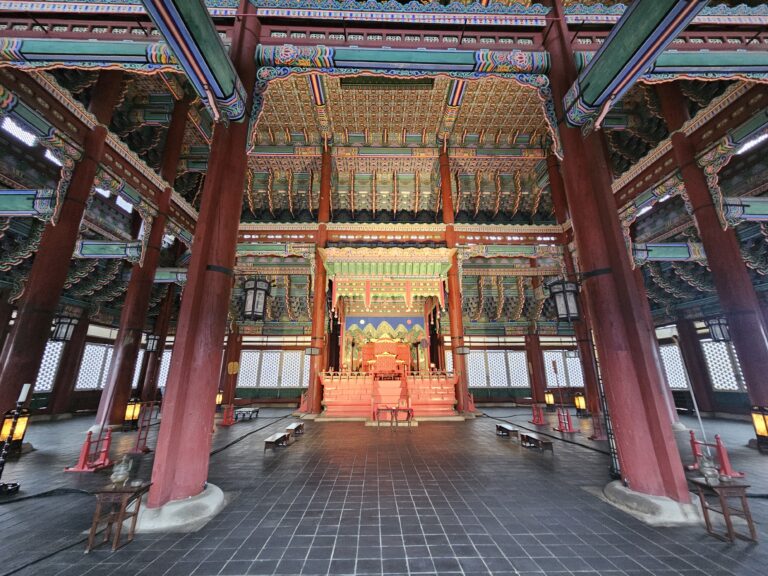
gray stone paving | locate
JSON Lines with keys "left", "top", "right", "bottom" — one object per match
{"left": 0, "top": 409, "right": 766, "bottom": 576}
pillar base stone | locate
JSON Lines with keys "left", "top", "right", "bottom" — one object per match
{"left": 671, "top": 421, "right": 688, "bottom": 432}
{"left": 603, "top": 481, "right": 701, "bottom": 527}
{"left": 135, "top": 483, "right": 225, "bottom": 533}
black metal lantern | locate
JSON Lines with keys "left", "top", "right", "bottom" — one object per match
{"left": 51, "top": 316, "right": 78, "bottom": 342}
{"left": 243, "top": 278, "right": 271, "bottom": 320}
{"left": 706, "top": 317, "right": 730, "bottom": 342}
{"left": 546, "top": 279, "right": 581, "bottom": 322}
{"left": 145, "top": 333, "right": 160, "bottom": 353}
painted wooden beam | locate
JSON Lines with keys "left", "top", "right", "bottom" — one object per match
{"left": 140, "top": 0, "right": 246, "bottom": 122}
{"left": 0, "top": 189, "right": 56, "bottom": 220}
{"left": 632, "top": 242, "right": 706, "bottom": 266}
{"left": 564, "top": 0, "right": 708, "bottom": 131}
{"left": 73, "top": 240, "right": 142, "bottom": 262}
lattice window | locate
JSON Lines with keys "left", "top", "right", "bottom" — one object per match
{"left": 660, "top": 344, "right": 688, "bottom": 389}
{"left": 543, "top": 350, "right": 567, "bottom": 387}
{"left": 238, "top": 350, "right": 261, "bottom": 388}
{"left": 467, "top": 350, "right": 487, "bottom": 387}
{"left": 281, "top": 351, "right": 302, "bottom": 387}
{"left": 565, "top": 356, "right": 584, "bottom": 388}
{"left": 260, "top": 351, "right": 281, "bottom": 387}
{"left": 506, "top": 351, "right": 529, "bottom": 388}
{"left": 702, "top": 341, "right": 744, "bottom": 391}
{"left": 302, "top": 354, "right": 310, "bottom": 387}
{"left": 487, "top": 351, "right": 508, "bottom": 387}
{"left": 101, "top": 347, "right": 113, "bottom": 389}
{"left": 34, "top": 341, "right": 64, "bottom": 392}
{"left": 75, "top": 344, "right": 111, "bottom": 390}
{"left": 445, "top": 350, "right": 454, "bottom": 372}
{"left": 131, "top": 349, "right": 145, "bottom": 390}
{"left": 157, "top": 351, "right": 171, "bottom": 389}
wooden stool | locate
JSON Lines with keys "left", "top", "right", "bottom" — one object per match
{"left": 87, "top": 482, "right": 151, "bottom": 552}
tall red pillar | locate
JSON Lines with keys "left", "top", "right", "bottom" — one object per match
{"left": 544, "top": 1, "right": 689, "bottom": 501}
{"left": 94, "top": 96, "right": 190, "bottom": 428}
{"left": 675, "top": 318, "right": 715, "bottom": 413}
{"left": 306, "top": 145, "right": 331, "bottom": 413}
{"left": 48, "top": 315, "right": 90, "bottom": 415}
{"left": 220, "top": 326, "right": 242, "bottom": 406}
{"left": 657, "top": 82, "right": 768, "bottom": 408}
{"left": 547, "top": 155, "right": 601, "bottom": 414}
{"left": 0, "top": 71, "right": 124, "bottom": 414}
{"left": 439, "top": 149, "right": 469, "bottom": 411}
{"left": 0, "top": 291, "right": 13, "bottom": 353}
{"left": 140, "top": 284, "right": 176, "bottom": 402}
{"left": 147, "top": 4, "right": 260, "bottom": 508}
{"left": 525, "top": 334, "right": 547, "bottom": 403}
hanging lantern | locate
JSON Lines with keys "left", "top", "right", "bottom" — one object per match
{"left": 546, "top": 279, "right": 580, "bottom": 322}
{"left": 574, "top": 394, "right": 587, "bottom": 416}
{"left": 216, "top": 390, "right": 223, "bottom": 406}
{"left": 544, "top": 392, "right": 555, "bottom": 406}
{"left": 705, "top": 317, "right": 730, "bottom": 342}
{"left": 145, "top": 334, "right": 160, "bottom": 353}
{"left": 752, "top": 406, "right": 768, "bottom": 453}
{"left": 124, "top": 399, "right": 141, "bottom": 425}
{"left": 51, "top": 316, "right": 78, "bottom": 342}
{"left": 243, "top": 278, "right": 271, "bottom": 320}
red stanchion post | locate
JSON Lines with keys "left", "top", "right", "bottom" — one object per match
{"left": 220, "top": 404, "right": 235, "bottom": 427}
{"left": 686, "top": 430, "right": 702, "bottom": 471}
{"left": 529, "top": 404, "right": 545, "bottom": 425}
{"left": 714, "top": 434, "right": 745, "bottom": 478}
{"left": 65, "top": 431, "right": 94, "bottom": 472}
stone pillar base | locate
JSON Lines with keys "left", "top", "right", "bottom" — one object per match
{"left": 603, "top": 481, "right": 701, "bottom": 526}
{"left": 135, "top": 483, "right": 225, "bottom": 533}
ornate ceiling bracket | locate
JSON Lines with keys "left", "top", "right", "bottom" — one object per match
{"left": 437, "top": 79, "right": 466, "bottom": 144}
{"left": 564, "top": 0, "right": 707, "bottom": 133}
{"left": 0, "top": 80, "right": 82, "bottom": 224}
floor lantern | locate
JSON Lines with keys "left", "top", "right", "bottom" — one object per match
{"left": 574, "top": 394, "right": 588, "bottom": 417}
{"left": 0, "top": 383, "right": 32, "bottom": 494}
{"left": 123, "top": 398, "right": 141, "bottom": 430}
{"left": 752, "top": 406, "right": 768, "bottom": 454}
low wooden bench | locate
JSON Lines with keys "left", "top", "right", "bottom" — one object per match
{"left": 286, "top": 422, "right": 304, "bottom": 437}
{"left": 234, "top": 407, "right": 259, "bottom": 422}
{"left": 520, "top": 432, "right": 554, "bottom": 453}
{"left": 264, "top": 432, "right": 289, "bottom": 452}
{"left": 496, "top": 423, "right": 519, "bottom": 439}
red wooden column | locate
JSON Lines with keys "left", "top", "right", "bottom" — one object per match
{"left": 48, "top": 315, "right": 90, "bottom": 415}
{"left": 147, "top": 4, "right": 260, "bottom": 509}
{"left": 306, "top": 144, "right": 331, "bottom": 413}
{"left": 675, "top": 318, "right": 716, "bottom": 413}
{"left": 547, "top": 155, "right": 601, "bottom": 414}
{"left": 439, "top": 148, "right": 469, "bottom": 412}
{"left": 525, "top": 334, "right": 547, "bottom": 403}
{"left": 140, "top": 284, "right": 176, "bottom": 402}
{"left": 657, "top": 82, "right": 768, "bottom": 408}
{"left": 544, "top": 0, "right": 689, "bottom": 501}
{"left": 220, "top": 326, "right": 243, "bottom": 407}
{"left": 94, "top": 96, "right": 190, "bottom": 428}
{"left": 0, "top": 71, "right": 124, "bottom": 414}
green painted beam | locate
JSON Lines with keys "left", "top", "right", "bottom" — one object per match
{"left": 0, "top": 189, "right": 55, "bottom": 219}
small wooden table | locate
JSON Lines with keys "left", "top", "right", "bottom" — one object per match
{"left": 520, "top": 432, "right": 554, "bottom": 453}
{"left": 376, "top": 406, "right": 396, "bottom": 427}
{"left": 87, "top": 482, "right": 151, "bottom": 553}
{"left": 690, "top": 477, "right": 757, "bottom": 542}
{"left": 264, "top": 432, "right": 289, "bottom": 452}
{"left": 234, "top": 407, "right": 259, "bottom": 421}
{"left": 496, "top": 423, "right": 519, "bottom": 438}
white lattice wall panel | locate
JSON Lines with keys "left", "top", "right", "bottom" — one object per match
{"left": 565, "top": 356, "right": 584, "bottom": 388}
{"left": 660, "top": 345, "right": 688, "bottom": 389}
{"left": 467, "top": 350, "right": 487, "bottom": 387}
{"left": 260, "top": 351, "right": 281, "bottom": 387}
{"left": 486, "top": 351, "right": 508, "bottom": 387}
{"left": 303, "top": 356, "right": 310, "bottom": 387}
{"left": 543, "top": 351, "right": 566, "bottom": 387}
{"left": 507, "top": 351, "right": 529, "bottom": 388}
{"left": 157, "top": 351, "right": 171, "bottom": 389}
{"left": 282, "top": 351, "right": 302, "bottom": 387}
{"left": 131, "top": 349, "right": 145, "bottom": 390}
{"left": 238, "top": 350, "right": 261, "bottom": 388}
{"left": 702, "top": 341, "right": 743, "bottom": 391}
{"left": 75, "top": 344, "right": 110, "bottom": 390}
{"left": 445, "top": 350, "right": 454, "bottom": 372}
{"left": 34, "top": 341, "right": 64, "bottom": 392}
